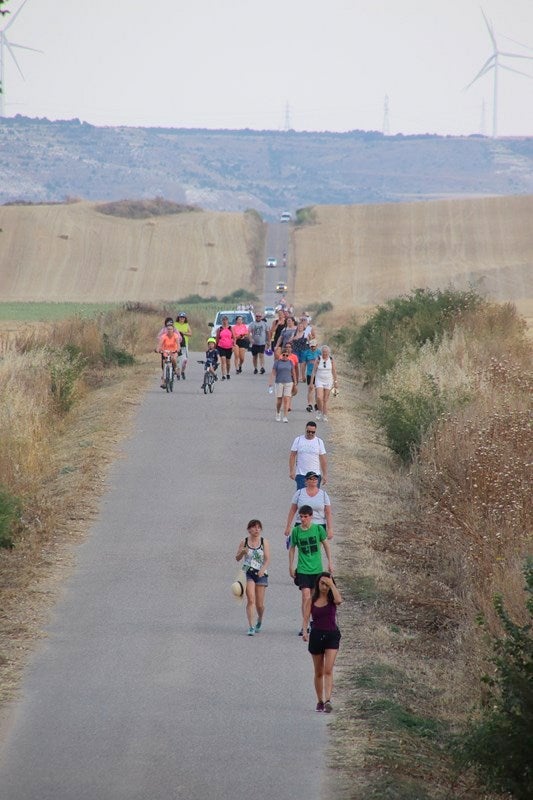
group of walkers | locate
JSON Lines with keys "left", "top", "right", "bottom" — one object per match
{"left": 235, "top": 420, "right": 342, "bottom": 715}
{"left": 156, "top": 307, "right": 343, "bottom": 712}
{"left": 157, "top": 308, "right": 339, "bottom": 425}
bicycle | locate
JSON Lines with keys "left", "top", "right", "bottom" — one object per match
{"left": 198, "top": 360, "right": 218, "bottom": 394}
{"left": 162, "top": 350, "right": 176, "bottom": 392}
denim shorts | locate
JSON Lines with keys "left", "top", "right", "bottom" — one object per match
{"left": 245, "top": 568, "right": 268, "bottom": 586}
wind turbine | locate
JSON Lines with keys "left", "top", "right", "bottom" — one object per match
{"left": 465, "top": 7, "right": 533, "bottom": 138}
{"left": 0, "top": 0, "right": 41, "bottom": 117}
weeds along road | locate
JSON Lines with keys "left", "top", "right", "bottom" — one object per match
{"left": 0, "top": 357, "right": 338, "bottom": 800}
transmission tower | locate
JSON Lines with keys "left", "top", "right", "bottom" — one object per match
{"left": 283, "top": 101, "right": 292, "bottom": 131}
{"left": 382, "top": 94, "right": 390, "bottom": 136}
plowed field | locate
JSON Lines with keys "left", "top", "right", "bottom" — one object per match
{"left": 0, "top": 202, "right": 262, "bottom": 302}
{"left": 292, "top": 196, "right": 533, "bottom": 323}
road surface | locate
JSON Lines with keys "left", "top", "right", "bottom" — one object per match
{"left": 0, "top": 354, "right": 338, "bottom": 799}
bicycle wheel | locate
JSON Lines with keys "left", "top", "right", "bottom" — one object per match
{"left": 208, "top": 375, "right": 214, "bottom": 393}
{"left": 203, "top": 378, "right": 208, "bottom": 394}
{"left": 166, "top": 364, "right": 173, "bottom": 392}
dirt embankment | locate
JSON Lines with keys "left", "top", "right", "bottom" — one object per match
{"left": 0, "top": 202, "right": 263, "bottom": 302}
{"left": 292, "top": 196, "right": 533, "bottom": 325}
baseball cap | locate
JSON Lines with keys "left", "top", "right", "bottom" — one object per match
{"left": 309, "top": 339, "right": 317, "bottom": 346}
{"left": 305, "top": 471, "right": 319, "bottom": 479}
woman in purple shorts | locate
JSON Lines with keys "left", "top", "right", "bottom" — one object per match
{"left": 302, "top": 572, "right": 342, "bottom": 713}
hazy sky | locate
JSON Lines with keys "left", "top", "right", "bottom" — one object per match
{"left": 2, "top": 0, "right": 533, "bottom": 136}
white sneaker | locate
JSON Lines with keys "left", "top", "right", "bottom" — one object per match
{"left": 316, "top": 411, "right": 322, "bottom": 420}
{"left": 282, "top": 416, "right": 289, "bottom": 423}
{"left": 322, "top": 415, "right": 328, "bottom": 421}
{"left": 276, "top": 412, "right": 281, "bottom": 422}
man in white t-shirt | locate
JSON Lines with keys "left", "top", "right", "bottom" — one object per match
{"left": 289, "top": 421, "right": 327, "bottom": 488}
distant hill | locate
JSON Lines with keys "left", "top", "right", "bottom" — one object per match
{"left": 2, "top": 117, "right": 533, "bottom": 217}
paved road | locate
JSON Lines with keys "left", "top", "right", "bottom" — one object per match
{"left": 0, "top": 356, "right": 336, "bottom": 799}
{"left": 264, "top": 222, "right": 291, "bottom": 308}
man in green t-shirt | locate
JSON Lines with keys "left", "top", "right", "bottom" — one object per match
{"left": 289, "top": 504, "right": 333, "bottom": 636}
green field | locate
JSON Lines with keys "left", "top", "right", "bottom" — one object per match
{"left": 0, "top": 302, "right": 122, "bottom": 322}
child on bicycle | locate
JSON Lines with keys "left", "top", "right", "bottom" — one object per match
{"left": 202, "top": 337, "right": 219, "bottom": 385}
{"left": 157, "top": 321, "right": 182, "bottom": 388}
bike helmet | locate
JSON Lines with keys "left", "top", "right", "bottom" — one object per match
{"left": 176, "top": 311, "right": 187, "bottom": 318}
{"left": 207, "top": 337, "right": 217, "bottom": 344}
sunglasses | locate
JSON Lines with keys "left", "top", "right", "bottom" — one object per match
{"left": 305, "top": 430, "right": 316, "bottom": 435}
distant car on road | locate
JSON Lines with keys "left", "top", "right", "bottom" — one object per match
{"left": 264, "top": 305, "right": 276, "bottom": 318}
{"left": 266, "top": 257, "right": 277, "bottom": 268}
{"left": 280, "top": 211, "right": 292, "bottom": 222}
{"left": 275, "top": 282, "right": 287, "bottom": 293}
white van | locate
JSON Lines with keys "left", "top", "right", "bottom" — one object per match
{"left": 208, "top": 309, "right": 255, "bottom": 337}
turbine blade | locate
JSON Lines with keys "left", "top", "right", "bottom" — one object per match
{"left": 4, "top": 0, "right": 30, "bottom": 32}
{"left": 499, "top": 63, "right": 533, "bottom": 79}
{"left": 5, "top": 40, "right": 25, "bottom": 79}
{"left": 464, "top": 55, "right": 496, "bottom": 90}
{"left": 480, "top": 7, "right": 497, "bottom": 50}
{"left": 501, "top": 35, "right": 533, "bottom": 53}
{"left": 499, "top": 51, "right": 533, "bottom": 62}
{"left": 8, "top": 41, "right": 43, "bottom": 54}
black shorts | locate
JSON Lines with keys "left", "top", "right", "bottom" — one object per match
{"left": 236, "top": 337, "right": 250, "bottom": 349}
{"left": 217, "top": 347, "right": 233, "bottom": 359}
{"left": 294, "top": 571, "right": 323, "bottom": 590}
{"left": 308, "top": 628, "right": 341, "bottom": 655}
{"left": 251, "top": 344, "right": 265, "bottom": 355}
{"left": 306, "top": 374, "right": 315, "bottom": 386}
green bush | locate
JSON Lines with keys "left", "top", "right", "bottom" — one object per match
{"left": 220, "top": 289, "right": 258, "bottom": 304}
{"left": 376, "top": 377, "right": 444, "bottom": 462}
{"left": 102, "top": 334, "right": 135, "bottom": 366}
{"left": 294, "top": 206, "right": 317, "bottom": 226}
{"left": 50, "top": 347, "right": 86, "bottom": 414}
{"left": 306, "top": 301, "right": 333, "bottom": 318}
{"left": 457, "top": 560, "right": 533, "bottom": 799}
{"left": 346, "top": 288, "right": 483, "bottom": 383}
{"left": 0, "top": 486, "right": 21, "bottom": 549}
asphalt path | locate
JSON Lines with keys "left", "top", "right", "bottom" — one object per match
{"left": 0, "top": 355, "right": 337, "bottom": 799}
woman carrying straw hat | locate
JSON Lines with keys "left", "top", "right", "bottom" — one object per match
{"left": 235, "top": 520, "right": 270, "bottom": 636}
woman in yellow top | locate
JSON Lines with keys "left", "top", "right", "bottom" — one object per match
{"left": 174, "top": 311, "right": 192, "bottom": 380}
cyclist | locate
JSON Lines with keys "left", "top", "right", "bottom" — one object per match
{"left": 174, "top": 311, "right": 192, "bottom": 380}
{"left": 202, "top": 337, "right": 219, "bottom": 387}
{"left": 157, "top": 321, "right": 181, "bottom": 388}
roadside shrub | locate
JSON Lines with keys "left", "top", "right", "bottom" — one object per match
{"left": 102, "top": 333, "right": 135, "bottom": 366}
{"left": 457, "top": 560, "right": 533, "bottom": 799}
{"left": 220, "top": 289, "right": 258, "bottom": 304}
{"left": 49, "top": 347, "right": 86, "bottom": 414}
{"left": 306, "top": 301, "right": 333, "bottom": 318}
{"left": 294, "top": 206, "right": 317, "bottom": 226}
{"left": 376, "top": 377, "right": 445, "bottom": 462}
{"left": 0, "top": 486, "right": 20, "bottom": 549}
{"left": 95, "top": 198, "right": 199, "bottom": 219}
{"left": 346, "top": 287, "right": 483, "bottom": 382}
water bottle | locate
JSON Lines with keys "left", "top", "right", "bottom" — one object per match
{"left": 268, "top": 386, "right": 273, "bottom": 394}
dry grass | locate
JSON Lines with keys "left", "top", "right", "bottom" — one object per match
{"left": 325, "top": 301, "right": 531, "bottom": 799}
{"left": 0, "top": 351, "right": 155, "bottom": 705}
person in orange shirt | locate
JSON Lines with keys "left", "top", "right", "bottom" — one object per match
{"left": 157, "top": 321, "right": 182, "bottom": 388}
